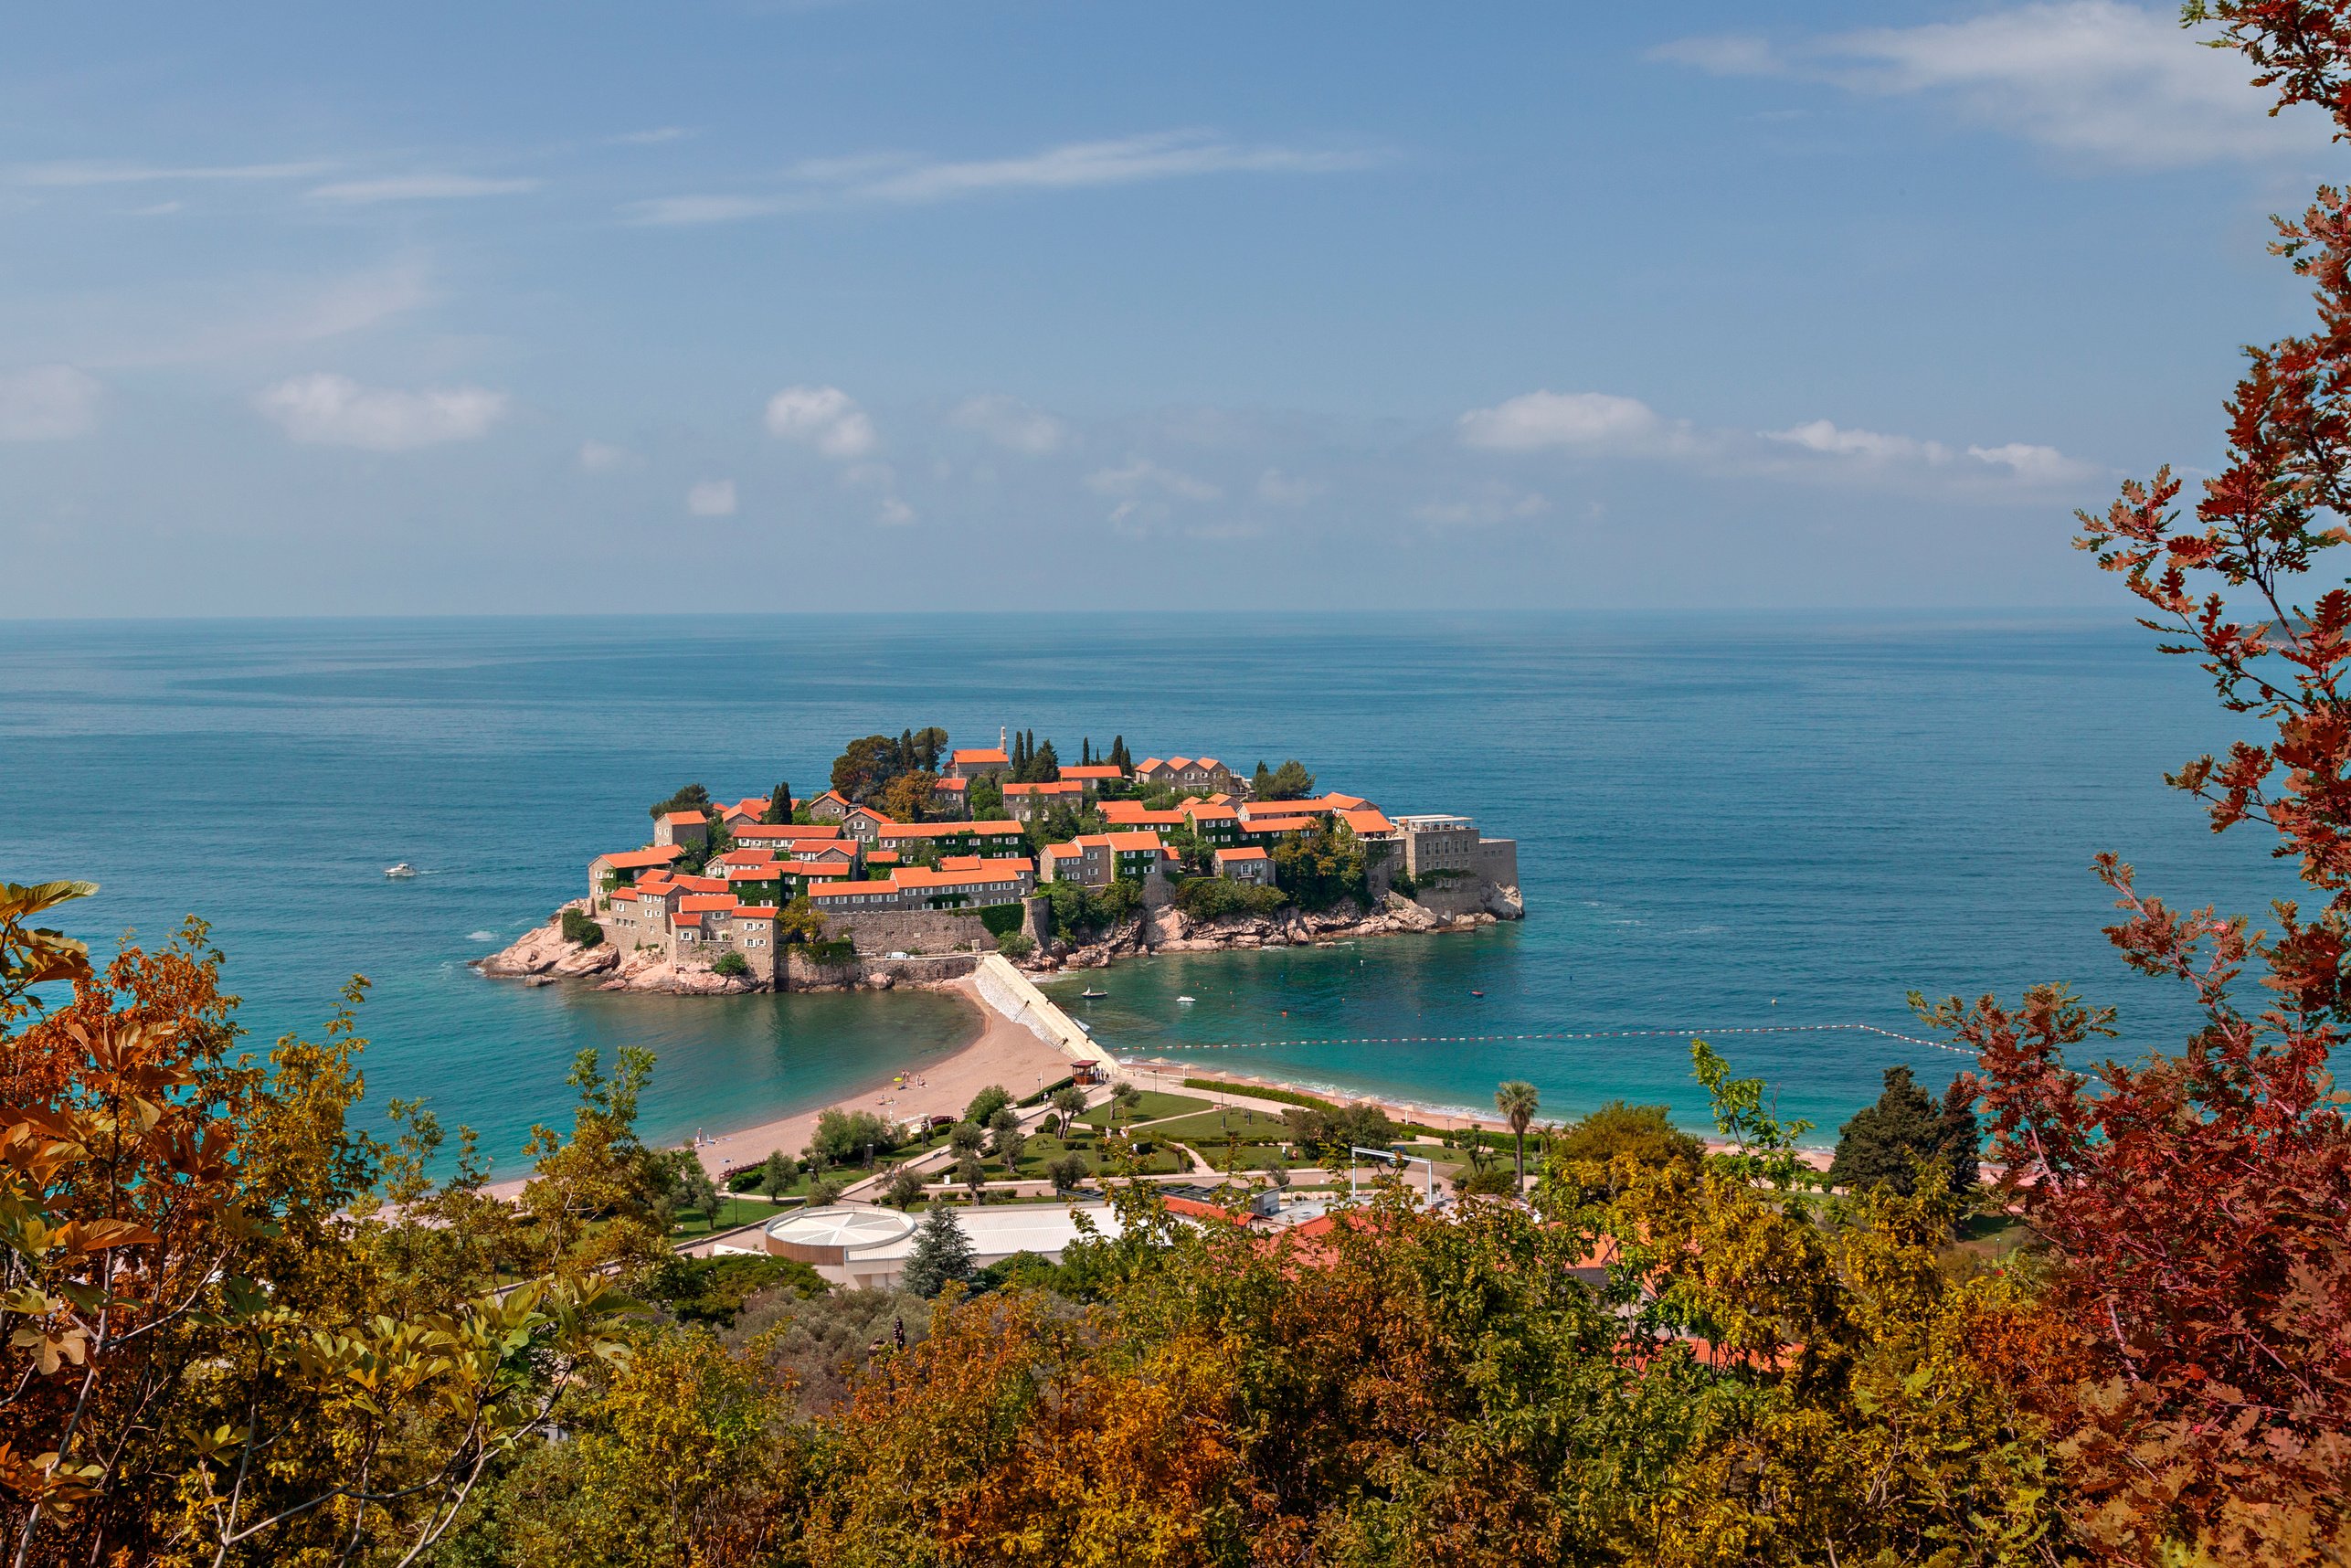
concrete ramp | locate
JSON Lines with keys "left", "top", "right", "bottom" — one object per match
{"left": 974, "top": 954, "right": 1117, "bottom": 1075}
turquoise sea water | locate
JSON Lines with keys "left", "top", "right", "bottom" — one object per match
{"left": 0, "top": 612, "right": 2293, "bottom": 1160}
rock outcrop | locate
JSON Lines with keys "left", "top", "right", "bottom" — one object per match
{"left": 475, "top": 900, "right": 757, "bottom": 994}
{"left": 1036, "top": 892, "right": 1507, "bottom": 971}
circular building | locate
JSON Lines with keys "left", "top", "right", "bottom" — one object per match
{"left": 762, "top": 1205, "right": 916, "bottom": 1287}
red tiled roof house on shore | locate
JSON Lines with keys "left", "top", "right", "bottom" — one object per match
{"left": 653, "top": 810, "right": 709, "bottom": 851}
{"left": 588, "top": 844, "right": 683, "bottom": 906}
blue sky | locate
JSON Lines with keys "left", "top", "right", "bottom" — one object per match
{"left": 1, "top": 1, "right": 2336, "bottom": 614}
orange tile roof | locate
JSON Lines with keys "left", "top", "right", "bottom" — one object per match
{"left": 938, "top": 854, "right": 983, "bottom": 870}
{"left": 674, "top": 911, "right": 704, "bottom": 928}
{"left": 894, "top": 862, "right": 1034, "bottom": 889}
{"left": 933, "top": 775, "right": 969, "bottom": 790}
{"left": 1135, "top": 757, "right": 1167, "bottom": 773}
{"left": 864, "top": 849, "right": 902, "bottom": 864}
{"left": 1244, "top": 817, "right": 1318, "bottom": 836}
{"left": 1215, "top": 846, "right": 1270, "bottom": 862}
{"left": 736, "top": 906, "right": 780, "bottom": 919}
{"left": 662, "top": 810, "right": 707, "bottom": 826}
{"left": 672, "top": 874, "right": 729, "bottom": 895}
{"left": 733, "top": 823, "right": 843, "bottom": 842}
{"left": 951, "top": 747, "right": 1010, "bottom": 764}
{"left": 809, "top": 879, "right": 899, "bottom": 899}
{"left": 1101, "top": 807, "right": 1186, "bottom": 829}
{"left": 876, "top": 819, "right": 1027, "bottom": 840}
{"left": 1183, "top": 803, "right": 1240, "bottom": 823}
{"left": 1340, "top": 808, "right": 1396, "bottom": 836}
{"left": 598, "top": 845, "right": 684, "bottom": 870}
{"left": 1058, "top": 765, "right": 1123, "bottom": 781}
{"left": 1003, "top": 780, "right": 1083, "bottom": 797}
{"left": 635, "top": 872, "right": 678, "bottom": 894}
{"left": 1042, "top": 842, "right": 1083, "bottom": 859}
{"left": 1105, "top": 832, "right": 1165, "bottom": 853}
{"left": 714, "top": 847, "right": 778, "bottom": 867}
{"left": 678, "top": 894, "right": 739, "bottom": 914}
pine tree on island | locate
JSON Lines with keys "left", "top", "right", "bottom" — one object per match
{"left": 901, "top": 1204, "right": 975, "bottom": 1298}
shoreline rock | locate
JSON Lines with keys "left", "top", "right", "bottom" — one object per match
{"left": 1032, "top": 887, "right": 1523, "bottom": 973}
{"left": 479, "top": 886, "right": 1526, "bottom": 993}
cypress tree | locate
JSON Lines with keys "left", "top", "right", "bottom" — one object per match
{"left": 1082, "top": 737, "right": 1093, "bottom": 767}
{"left": 762, "top": 781, "right": 792, "bottom": 824}
{"left": 1829, "top": 1065, "right": 1943, "bottom": 1195}
{"left": 1936, "top": 1079, "right": 1982, "bottom": 1203}
{"left": 900, "top": 1204, "right": 976, "bottom": 1298}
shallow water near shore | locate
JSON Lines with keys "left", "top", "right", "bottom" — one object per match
{"left": 0, "top": 610, "right": 2296, "bottom": 1156}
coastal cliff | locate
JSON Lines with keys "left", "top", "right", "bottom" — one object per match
{"left": 481, "top": 885, "right": 1523, "bottom": 992}
{"left": 476, "top": 901, "right": 762, "bottom": 994}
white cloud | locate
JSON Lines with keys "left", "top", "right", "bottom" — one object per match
{"left": 1766, "top": 419, "right": 2099, "bottom": 485}
{"left": 254, "top": 373, "right": 508, "bottom": 450}
{"left": 578, "top": 440, "right": 640, "bottom": 472}
{"left": 609, "top": 126, "right": 694, "bottom": 145}
{"left": 765, "top": 385, "right": 876, "bottom": 458}
{"left": 1654, "top": 3, "right": 2326, "bottom": 167}
{"left": 625, "top": 129, "right": 1373, "bottom": 224}
{"left": 1458, "top": 390, "right": 1671, "bottom": 453}
{"left": 876, "top": 495, "right": 916, "bottom": 526}
{"left": 8, "top": 159, "right": 332, "bottom": 187}
{"left": 1766, "top": 418, "right": 1953, "bottom": 464}
{"left": 687, "top": 479, "right": 737, "bottom": 516}
{"left": 1966, "top": 441, "right": 2102, "bottom": 483}
{"left": 1414, "top": 482, "right": 1549, "bottom": 527}
{"left": 308, "top": 175, "right": 541, "bottom": 204}
{"left": 624, "top": 194, "right": 789, "bottom": 226}
{"left": 1085, "top": 458, "right": 1223, "bottom": 502}
{"left": 950, "top": 394, "right": 1067, "bottom": 454}
{"left": 0, "top": 365, "right": 101, "bottom": 440}
{"left": 1255, "top": 468, "right": 1324, "bottom": 505}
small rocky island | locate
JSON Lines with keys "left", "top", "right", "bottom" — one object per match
{"left": 479, "top": 726, "right": 1522, "bottom": 994}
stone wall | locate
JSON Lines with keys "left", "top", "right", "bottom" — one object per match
{"left": 829, "top": 906, "right": 998, "bottom": 958}
{"left": 862, "top": 953, "right": 980, "bottom": 984}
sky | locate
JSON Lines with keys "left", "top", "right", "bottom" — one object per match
{"left": 1, "top": 1, "right": 2341, "bottom": 615}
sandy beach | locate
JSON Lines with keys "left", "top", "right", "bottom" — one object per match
{"left": 1126, "top": 1058, "right": 1837, "bottom": 1168}
{"left": 684, "top": 974, "right": 1073, "bottom": 1177}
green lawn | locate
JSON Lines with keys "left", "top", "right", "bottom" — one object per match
{"left": 1082, "top": 1091, "right": 1210, "bottom": 1129}
{"left": 669, "top": 1194, "right": 792, "bottom": 1240}
{"left": 1147, "top": 1107, "right": 1293, "bottom": 1143}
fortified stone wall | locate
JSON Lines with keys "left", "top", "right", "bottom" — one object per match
{"left": 830, "top": 907, "right": 997, "bottom": 957}
{"left": 861, "top": 953, "right": 980, "bottom": 984}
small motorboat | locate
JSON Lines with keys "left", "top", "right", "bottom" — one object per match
{"left": 1176, "top": 995, "right": 1195, "bottom": 1004}
{"left": 1469, "top": 990, "right": 1485, "bottom": 998}
{"left": 1080, "top": 988, "right": 1108, "bottom": 1000}
{"left": 385, "top": 863, "right": 418, "bottom": 879}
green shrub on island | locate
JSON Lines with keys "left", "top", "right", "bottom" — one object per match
{"left": 711, "top": 949, "right": 749, "bottom": 979}
{"left": 1270, "top": 821, "right": 1368, "bottom": 910}
{"left": 648, "top": 782, "right": 710, "bottom": 818}
{"left": 559, "top": 906, "right": 603, "bottom": 947}
{"left": 996, "top": 930, "right": 1036, "bottom": 960}
{"left": 1181, "top": 1077, "right": 1338, "bottom": 1112}
{"left": 1251, "top": 758, "right": 1317, "bottom": 800}
{"left": 1283, "top": 1098, "right": 1400, "bottom": 1159}
{"left": 979, "top": 903, "right": 1025, "bottom": 938}
{"left": 1172, "top": 876, "right": 1287, "bottom": 921}
{"left": 882, "top": 1166, "right": 926, "bottom": 1209}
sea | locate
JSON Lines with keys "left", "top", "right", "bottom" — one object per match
{"left": 0, "top": 612, "right": 2297, "bottom": 1166}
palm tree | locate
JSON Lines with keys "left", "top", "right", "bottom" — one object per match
{"left": 1494, "top": 1080, "right": 1541, "bottom": 1188}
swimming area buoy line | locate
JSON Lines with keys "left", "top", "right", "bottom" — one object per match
{"left": 1123, "top": 1022, "right": 1977, "bottom": 1058}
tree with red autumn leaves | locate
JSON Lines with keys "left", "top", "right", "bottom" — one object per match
{"left": 1916, "top": 5, "right": 2351, "bottom": 1561}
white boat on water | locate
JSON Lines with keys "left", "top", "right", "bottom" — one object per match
{"left": 385, "top": 863, "right": 418, "bottom": 879}
{"left": 1177, "top": 995, "right": 1196, "bottom": 1004}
